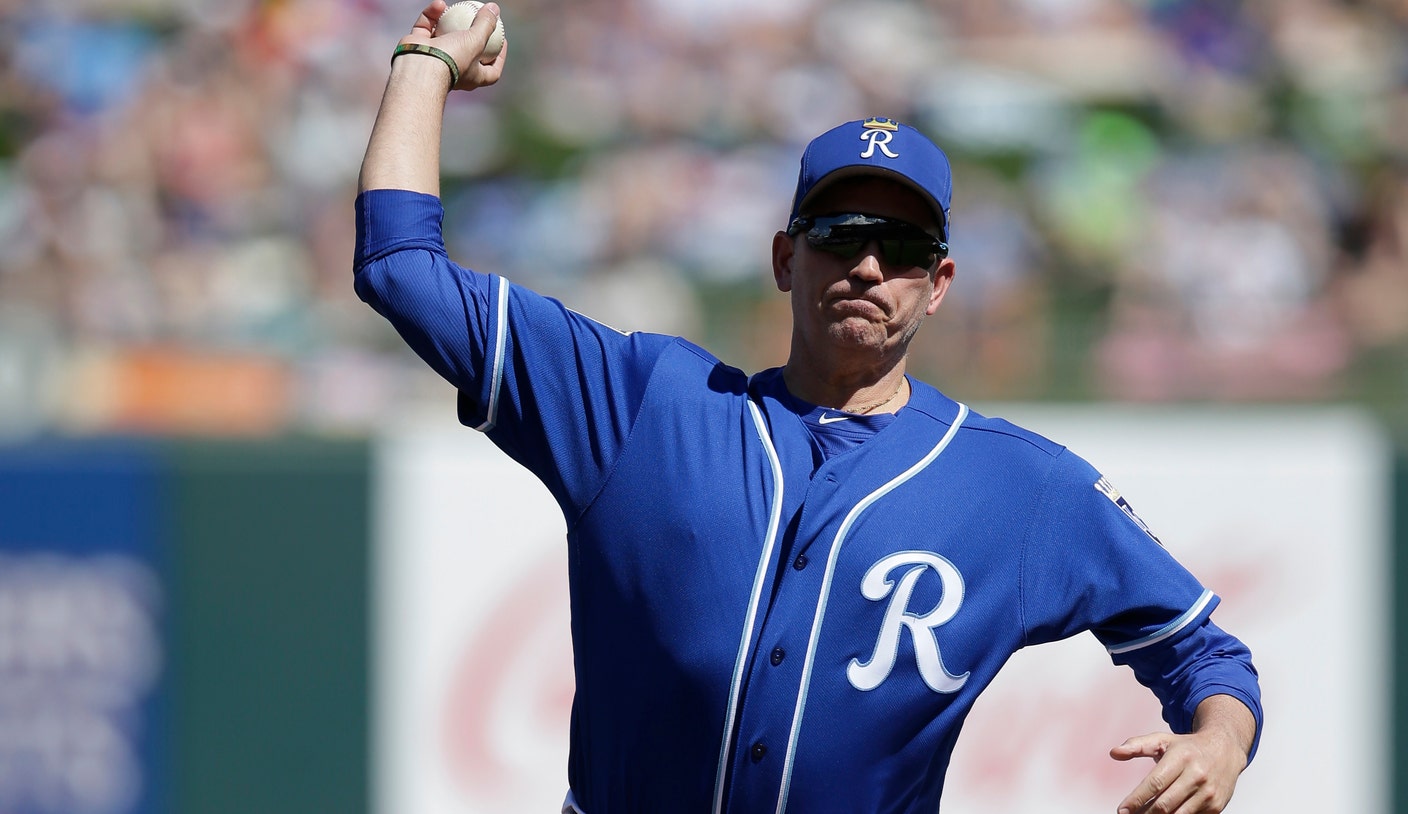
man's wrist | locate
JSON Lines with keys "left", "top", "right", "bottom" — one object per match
{"left": 389, "top": 42, "right": 458, "bottom": 92}
{"left": 1192, "top": 693, "right": 1258, "bottom": 763}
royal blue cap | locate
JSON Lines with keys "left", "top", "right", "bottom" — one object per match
{"left": 788, "top": 117, "right": 953, "bottom": 239}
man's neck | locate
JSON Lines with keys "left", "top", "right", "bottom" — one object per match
{"left": 781, "top": 360, "right": 910, "bottom": 415}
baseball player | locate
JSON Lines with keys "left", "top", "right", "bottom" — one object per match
{"left": 356, "top": 3, "right": 1263, "bottom": 812}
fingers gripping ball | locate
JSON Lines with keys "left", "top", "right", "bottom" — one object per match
{"left": 435, "top": 1, "right": 505, "bottom": 64}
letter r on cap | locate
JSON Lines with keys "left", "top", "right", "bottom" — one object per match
{"left": 860, "top": 129, "right": 899, "bottom": 159}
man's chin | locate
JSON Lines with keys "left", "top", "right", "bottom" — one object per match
{"left": 825, "top": 320, "right": 888, "bottom": 349}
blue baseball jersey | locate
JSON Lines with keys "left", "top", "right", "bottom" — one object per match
{"left": 355, "top": 189, "right": 1262, "bottom": 814}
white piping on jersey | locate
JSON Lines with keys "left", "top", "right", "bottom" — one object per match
{"left": 1105, "top": 588, "right": 1216, "bottom": 656}
{"left": 712, "top": 399, "right": 788, "bottom": 814}
{"left": 774, "top": 402, "right": 970, "bottom": 814}
{"left": 474, "top": 277, "right": 512, "bottom": 432}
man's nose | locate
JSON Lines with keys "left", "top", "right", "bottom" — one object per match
{"left": 849, "top": 241, "right": 886, "bottom": 281}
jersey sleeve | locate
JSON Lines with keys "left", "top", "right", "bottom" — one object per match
{"left": 1018, "top": 449, "right": 1213, "bottom": 648}
{"left": 1019, "top": 449, "right": 1263, "bottom": 756}
{"left": 353, "top": 189, "right": 675, "bottom": 516}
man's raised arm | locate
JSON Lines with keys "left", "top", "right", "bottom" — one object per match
{"left": 359, "top": 0, "right": 505, "bottom": 195}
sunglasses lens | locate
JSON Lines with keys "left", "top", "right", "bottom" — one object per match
{"left": 815, "top": 240, "right": 865, "bottom": 258}
{"left": 885, "top": 241, "right": 937, "bottom": 268}
{"left": 797, "top": 214, "right": 945, "bottom": 268}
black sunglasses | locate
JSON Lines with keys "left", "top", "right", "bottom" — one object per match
{"left": 787, "top": 213, "right": 949, "bottom": 269}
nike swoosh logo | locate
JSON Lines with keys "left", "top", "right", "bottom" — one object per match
{"left": 818, "top": 413, "right": 851, "bottom": 425}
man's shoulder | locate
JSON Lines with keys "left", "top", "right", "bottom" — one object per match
{"left": 624, "top": 333, "right": 750, "bottom": 399}
{"left": 906, "top": 382, "right": 1067, "bottom": 459}
{"left": 958, "top": 408, "right": 1066, "bottom": 457}
{"left": 949, "top": 405, "right": 1119, "bottom": 496}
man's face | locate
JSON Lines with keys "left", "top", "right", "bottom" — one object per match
{"left": 773, "top": 177, "right": 956, "bottom": 363}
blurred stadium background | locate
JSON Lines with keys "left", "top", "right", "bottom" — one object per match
{"left": 0, "top": 0, "right": 1405, "bottom": 811}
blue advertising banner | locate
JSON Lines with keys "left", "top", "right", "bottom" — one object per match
{"left": 0, "top": 439, "right": 166, "bottom": 814}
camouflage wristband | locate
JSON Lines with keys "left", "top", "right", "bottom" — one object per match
{"left": 391, "top": 43, "right": 459, "bottom": 91}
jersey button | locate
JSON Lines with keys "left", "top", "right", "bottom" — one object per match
{"left": 770, "top": 647, "right": 785, "bottom": 666}
{"left": 793, "top": 554, "right": 808, "bottom": 571}
{"left": 750, "top": 742, "right": 767, "bottom": 762}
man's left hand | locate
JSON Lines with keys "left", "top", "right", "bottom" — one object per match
{"left": 1110, "top": 694, "right": 1256, "bottom": 814}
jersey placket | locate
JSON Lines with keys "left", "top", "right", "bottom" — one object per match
{"left": 721, "top": 462, "right": 855, "bottom": 812}
{"left": 725, "top": 404, "right": 970, "bottom": 812}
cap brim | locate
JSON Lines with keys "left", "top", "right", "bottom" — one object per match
{"left": 795, "top": 166, "right": 948, "bottom": 239}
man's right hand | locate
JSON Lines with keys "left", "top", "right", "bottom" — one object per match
{"left": 401, "top": 0, "right": 507, "bottom": 92}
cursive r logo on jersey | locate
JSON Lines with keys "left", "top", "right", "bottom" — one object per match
{"left": 848, "top": 551, "right": 970, "bottom": 693}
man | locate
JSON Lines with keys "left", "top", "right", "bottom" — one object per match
{"left": 355, "top": 3, "right": 1263, "bottom": 812}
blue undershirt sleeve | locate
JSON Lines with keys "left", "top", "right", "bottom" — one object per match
{"left": 354, "top": 189, "right": 491, "bottom": 391}
{"left": 1113, "top": 618, "right": 1264, "bottom": 763}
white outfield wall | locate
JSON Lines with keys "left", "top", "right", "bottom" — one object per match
{"left": 373, "top": 405, "right": 1390, "bottom": 814}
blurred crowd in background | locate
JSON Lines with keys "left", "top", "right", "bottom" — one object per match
{"left": 0, "top": 0, "right": 1405, "bottom": 436}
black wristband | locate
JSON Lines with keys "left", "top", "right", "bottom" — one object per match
{"left": 391, "top": 43, "right": 460, "bottom": 91}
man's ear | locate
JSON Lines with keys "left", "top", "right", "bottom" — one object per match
{"left": 772, "top": 231, "right": 795, "bottom": 292}
{"left": 927, "top": 257, "right": 956, "bottom": 315}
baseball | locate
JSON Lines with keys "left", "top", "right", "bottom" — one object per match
{"left": 436, "top": 1, "right": 506, "bottom": 63}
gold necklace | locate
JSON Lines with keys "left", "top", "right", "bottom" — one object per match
{"left": 838, "top": 379, "right": 906, "bottom": 415}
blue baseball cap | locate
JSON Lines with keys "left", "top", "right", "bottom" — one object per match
{"left": 788, "top": 117, "right": 953, "bottom": 240}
